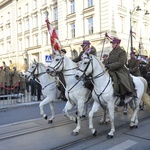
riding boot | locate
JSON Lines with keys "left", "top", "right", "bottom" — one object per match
{"left": 113, "top": 82, "right": 120, "bottom": 97}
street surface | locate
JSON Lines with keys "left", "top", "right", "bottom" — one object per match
{"left": 0, "top": 101, "right": 150, "bottom": 150}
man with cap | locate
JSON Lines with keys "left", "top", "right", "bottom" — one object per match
{"left": 127, "top": 52, "right": 141, "bottom": 76}
{"left": 73, "top": 40, "right": 97, "bottom": 62}
{"left": 105, "top": 37, "right": 135, "bottom": 106}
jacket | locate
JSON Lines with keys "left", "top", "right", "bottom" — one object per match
{"left": 107, "top": 46, "right": 134, "bottom": 95}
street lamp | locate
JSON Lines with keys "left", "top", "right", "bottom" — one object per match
{"left": 130, "top": 6, "right": 141, "bottom": 52}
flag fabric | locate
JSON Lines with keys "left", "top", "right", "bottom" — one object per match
{"left": 45, "top": 19, "right": 61, "bottom": 51}
{"left": 105, "top": 32, "right": 113, "bottom": 40}
{"left": 130, "top": 30, "right": 136, "bottom": 39}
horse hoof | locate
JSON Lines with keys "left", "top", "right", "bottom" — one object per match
{"left": 82, "top": 115, "right": 86, "bottom": 118}
{"left": 71, "top": 132, "right": 78, "bottom": 136}
{"left": 130, "top": 125, "right": 138, "bottom": 129}
{"left": 44, "top": 115, "right": 48, "bottom": 120}
{"left": 98, "top": 122, "right": 104, "bottom": 125}
{"left": 92, "top": 130, "right": 97, "bottom": 137}
{"left": 107, "top": 135, "right": 113, "bottom": 139}
{"left": 48, "top": 120, "right": 53, "bottom": 124}
{"left": 123, "top": 111, "right": 127, "bottom": 115}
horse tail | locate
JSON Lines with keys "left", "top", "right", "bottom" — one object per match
{"left": 139, "top": 76, "right": 150, "bottom": 109}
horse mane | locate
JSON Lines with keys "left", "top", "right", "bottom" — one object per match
{"left": 90, "top": 55, "right": 105, "bottom": 71}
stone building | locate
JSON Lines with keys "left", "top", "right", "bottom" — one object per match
{"left": 0, "top": 0, "right": 150, "bottom": 69}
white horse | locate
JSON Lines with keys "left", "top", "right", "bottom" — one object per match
{"left": 24, "top": 60, "right": 61, "bottom": 123}
{"left": 75, "top": 53, "right": 150, "bottom": 138}
{"left": 47, "top": 54, "right": 92, "bottom": 135}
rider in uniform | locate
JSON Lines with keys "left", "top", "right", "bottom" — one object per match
{"left": 73, "top": 40, "right": 97, "bottom": 62}
{"left": 105, "top": 37, "right": 134, "bottom": 106}
{"left": 127, "top": 52, "right": 141, "bottom": 76}
{"left": 73, "top": 40, "right": 97, "bottom": 91}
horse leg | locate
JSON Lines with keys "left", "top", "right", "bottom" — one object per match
{"left": 48, "top": 101, "right": 55, "bottom": 123}
{"left": 63, "top": 101, "right": 76, "bottom": 122}
{"left": 123, "top": 103, "right": 128, "bottom": 114}
{"left": 39, "top": 97, "right": 50, "bottom": 120}
{"left": 72, "top": 101, "right": 85, "bottom": 135}
{"left": 99, "top": 109, "right": 110, "bottom": 124}
{"left": 107, "top": 102, "right": 115, "bottom": 138}
{"left": 129, "top": 100, "right": 140, "bottom": 128}
{"left": 39, "top": 97, "right": 55, "bottom": 123}
{"left": 89, "top": 101, "right": 100, "bottom": 136}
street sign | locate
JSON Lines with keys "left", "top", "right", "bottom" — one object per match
{"left": 45, "top": 55, "right": 52, "bottom": 63}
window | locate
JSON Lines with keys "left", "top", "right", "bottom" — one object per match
{"left": 70, "top": 0, "right": 75, "bottom": 14}
{"left": 42, "top": 31, "right": 48, "bottom": 46}
{"left": 54, "top": 7, "right": 58, "bottom": 21}
{"left": 42, "top": 0, "right": 47, "bottom": 5}
{"left": 33, "top": 0, "right": 37, "bottom": 9}
{"left": 18, "top": 21, "right": 22, "bottom": 33}
{"left": 70, "top": 23, "right": 75, "bottom": 38}
{"left": 33, "top": 34, "right": 38, "bottom": 46}
{"left": 18, "top": 39, "right": 22, "bottom": 51}
{"left": 25, "top": 3, "right": 29, "bottom": 13}
{"left": 144, "top": 24, "right": 148, "bottom": 38}
{"left": 25, "top": 18, "right": 30, "bottom": 30}
{"left": 88, "top": 17, "right": 93, "bottom": 34}
{"left": 7, "top": 25, "right": 11, "bottom": 36}
{"left": 18, "top": 7, "right": 21, "bottom": 16}
{"left": 132, "top": 21, "right": 137, "bottom": 36}
{"left": 7, "top": 12, "right": 10, "bottom": 21}
{"left": 88, "top": 0, "right": 93, "bottom": 7}
{"left": 118, "top": 0, "right": 124, "bottom": 6}
{"left": 120, "top": 16, "right": 124, "bottom": 33}
{"left": 0, "top": 27, "right": 3, "bottom": 39}
{"left": 25, "top": 36, "right": 30, "bottom": 48}
{"left": 7, "top": 41, "right": 11, "bottom": 52}
{"left": 0, "top": 43, "right": 4, "bottom": 53}
{"left": 33, "top": 15, "right": 38, "bottom": 28}
{"left": 0, "top": 16, "right": 3, "bottom": 24}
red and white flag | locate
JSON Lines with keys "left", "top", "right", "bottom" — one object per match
{"left": 45, "top": 17, "right": 61, "bottom": 52}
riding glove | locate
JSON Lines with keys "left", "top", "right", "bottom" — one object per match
{"left": 105, "top": 64, "right": 110, "bottom": 69}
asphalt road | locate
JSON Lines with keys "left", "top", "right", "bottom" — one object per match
{"left": 0, "top": 101, "right": 66, "bottom": 126}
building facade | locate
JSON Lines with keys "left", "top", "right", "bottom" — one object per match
{"left": 0, "top": 0, "right": 150, "bottom": 71}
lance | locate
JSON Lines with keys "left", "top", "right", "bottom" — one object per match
{"left": 100, "top": 33, "right": 112, "bottom": 60}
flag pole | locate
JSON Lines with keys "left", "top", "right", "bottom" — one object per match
{"left": 100, "top": 37, "right": 106, "bottom": 60}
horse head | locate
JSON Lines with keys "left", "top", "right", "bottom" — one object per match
{"left": 47, "top": 54, "right": 64, "bottom": 75}
{"left": 75, "top": 53, "right": 93, "bottom": 80}
{"left": 24, "top": 60, "right": 38, "bottom": 80}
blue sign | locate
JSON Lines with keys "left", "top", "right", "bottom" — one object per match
{"left": 45, "top": 55, "right": 52, "bottom": 63}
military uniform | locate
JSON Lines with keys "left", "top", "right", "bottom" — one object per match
{"left": 73, "top": 47, "right": 96, "bottom": 62}
{"left": 10, "top": 68, "right": 20, "bottom": 93}
{"left": 107, "top": 46, "right": 134, "bottom": 97}
{"left": 127, "top": 57, "right": 141, "bottom": 76}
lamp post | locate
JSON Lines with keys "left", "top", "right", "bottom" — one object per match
{"left": 130, "top": 6, "right": 141, "bottom": 52}
{"left": 130, "top": 6, "right": 150, "bottom": 53}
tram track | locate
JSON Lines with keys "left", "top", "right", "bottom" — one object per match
{"left": 0, "top": 112, "right": 103, "bottom": 141}
{"left": 0, "top": 108, "right": 149, "bottom": 150}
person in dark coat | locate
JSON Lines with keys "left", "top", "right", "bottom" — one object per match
{"left": 73, "top": 40, "right": 97, "bottom": 62}
{"left": 127, "top": 52, "right": 141, "bottom": 76}
{"left": 57, "top": 49, "right": 67, "bottom": 101}
{"left": 73, "top": 40, "right": 97, "bottom": 91}
{"left": 102, "top": 54, "right": 108, "bottom": 65}
{"left": 105, "top": 37, "right": 134, "bottom": 106}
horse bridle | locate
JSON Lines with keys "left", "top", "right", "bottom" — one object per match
{"left": 78, "top": 55, "right": 108, "bottom": 80}
{"left": 26, "top": 63, "right": 47, "bottom": 79}
{"left": 78, "top": 55, "right": 110, "bottom": 109}
{"left": 49, "top": 55, "right": 77, "bottom": 76}
{"left": 49, "top": 56, "right": 64, "bottom": 73}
